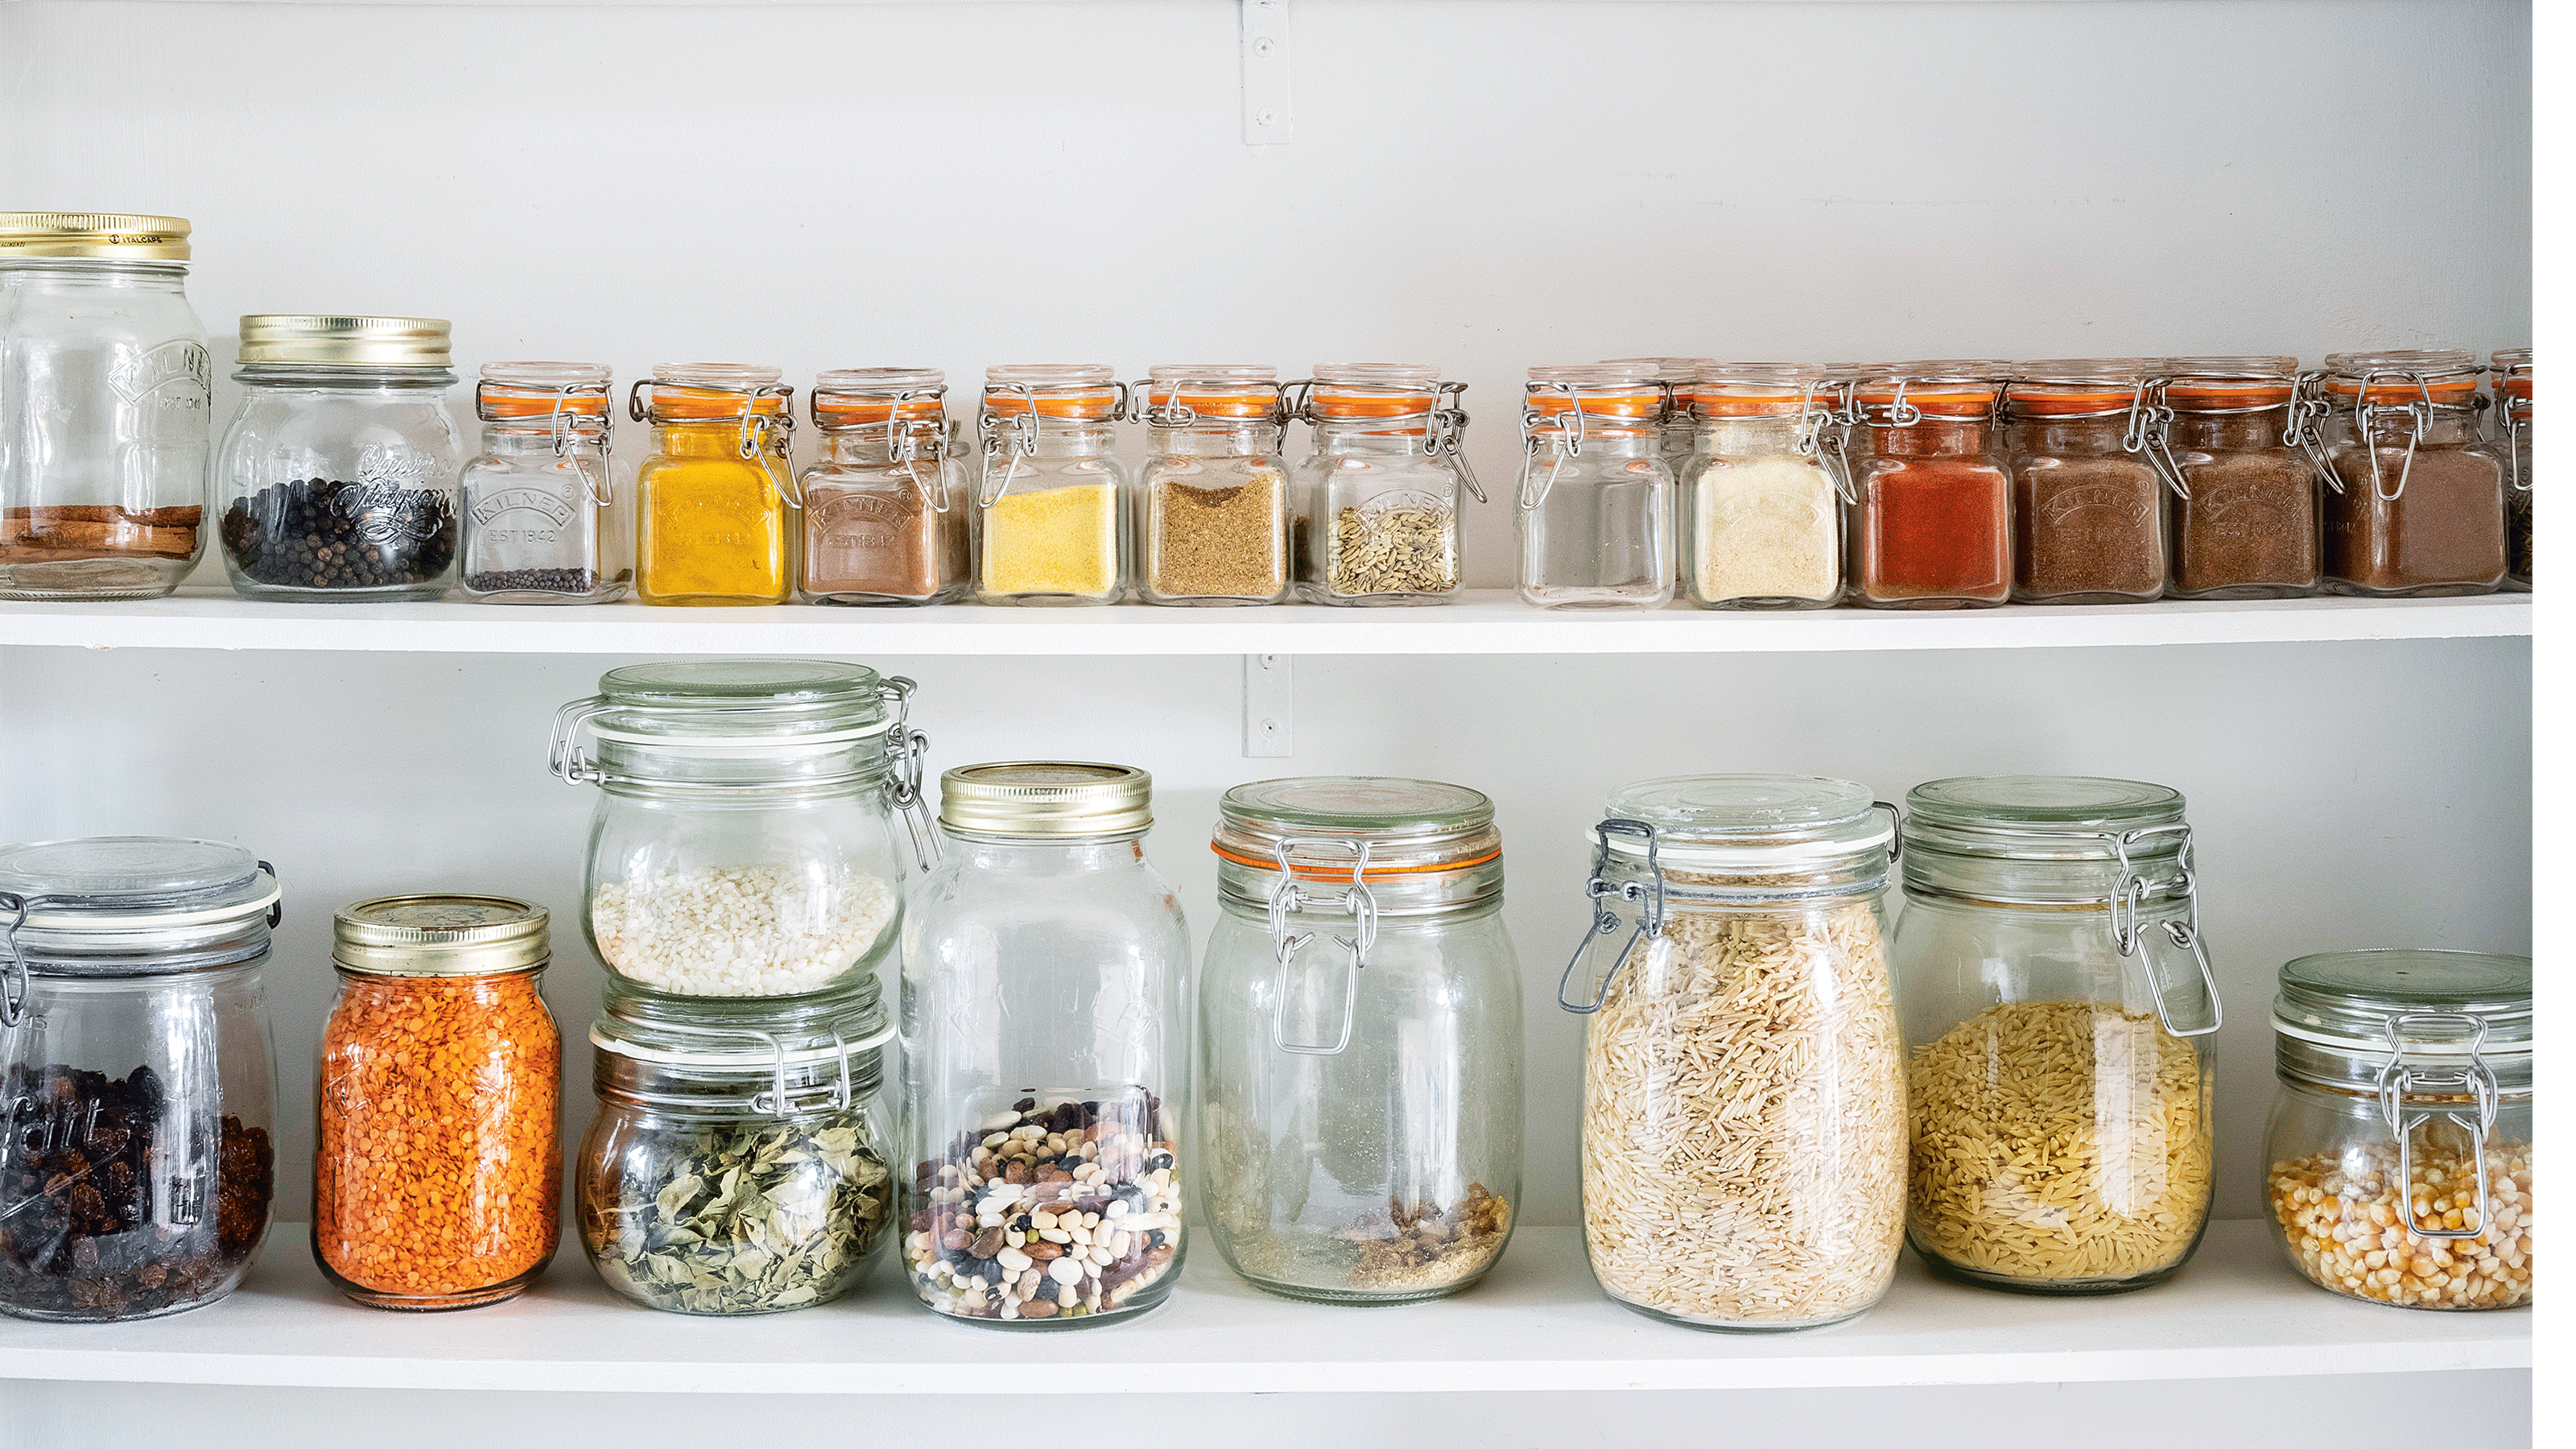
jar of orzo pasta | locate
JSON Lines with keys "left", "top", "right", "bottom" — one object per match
{"left": 2264, "top": 950, "right": 2531, "bottom": 1311}
{"left": 1892, "top": 775, "right": 2222, "bottom": 1294}
{"left": 1558, "top": 775, "right": 1908, "bottom": 1331}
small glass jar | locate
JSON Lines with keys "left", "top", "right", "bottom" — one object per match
{"left": 631, "top": 362, "right": 796, "bottom": 606}
{"left": 901, "top": 763, "right": 1189, "bottom": 1327}
{"left": 1603, "top": 357, "right": 1714, "bottom": 481}
{"left": 2159, "top": 357, "right": 2323, "bottom": 600}
{"left": 458, "top": 361, "right": 629, "bottom": 603}
{"left": 314, "top": 894, "right": 560, "bottom": 1311}
{"left": 0, "top": 213, "right": 211, "bottom": 600}
{"left": 581, "top": 978, "right": 895, "bottom": 1315}
{"left": 1288, "top": 363, "right": 1480, "bottom": 605}
{"left": 1199, "top": 778, "right": 1521, "bottom": 1304}
{"left": 2263, "top": 950, "right": 2530, "bottom": 1311}
{"left": 1135, "top": 365, "right": 1290, "bottom": 605}
{"left": 1893, "top": 776, "right": 2221, "bottom": 1294}
{"left": 549, "top": 658, "right": 931, "bottom": 1000}
{"left": 216, "top": 315, "right": 462, "bottom": 601}
{"left": 0, "top": 837, "right": 279, "bottom": 1322}
{"left": 976, "top": 364, "right": 1129, "bottom": 605}
{"left": 1516, "top": 363, "right": 1674, "bottom": 609}
{"left": 2315, "top": 349, "right": 2507, "bottom": 597}
{"left": 1848, "top": 362, "right": 2012, "bottom": 609}
{"left": 799, "top": 368, "right": 969, "bottom": 605}
{"left": 2003, "top": 359, "right": 2169, "bottom": 604}
{"left": 1681, "top": 364, "right": 1843, "bottom": 609}
{"left": 2492, "top": 348, "right": 2531, "bottom": 590}
{"left": 1558, "top": 777, "right": 1906, "bottom": 1331}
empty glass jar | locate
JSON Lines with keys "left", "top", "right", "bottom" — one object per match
{"left": 976, "top": 364, "right": 1128, "bottom": 605}
{"left": 2003, "top": 359, "right": 2169, "bottom": 604}
{"left": 1516, "top": 362, "right": 1674, "bottom": 609}
{"left": 2160, "top": 357, "right": 2323, "bottom": 600}
{"left": 1602, "top": 357, "right": 1713, "bottom": 479}
{"left": 631, "top": 362, "right": 796, "bottom": 606}
{"left": 458, "top": 361, "right": 629, "bottom": 603}
{"left": 1288, "top": 363, "right": 1480, "bottom": 605}
{"left": 1135, "top": 364, "right": 1289, "bottom": 605}
{"left": 2492, "top": 348, "right": 2531, "bottom": 590}
{"left": 2315, "top": 349, "right": 2507, "bottom": 597}
{"left": 1682, "top": 364, "right": 1844, "bottom": 609}
{"left": 799, "top": 368, "right": 969, "bottom": 605}
{"left": 1848, "top": 362, "right": 2012, "bottom": 609}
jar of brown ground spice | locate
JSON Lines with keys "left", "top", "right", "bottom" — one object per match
{"left": 1134, "top": 365, "right": 1290, "bottom": 605}
{"left": 2318, "top": 349, "right": 2507, "bottom": 597}
{"left": 2160, "top": 357, "right": 2322, "bottom": 600}
{"left": 2492, "top": 349, "right": 2531, "bottom": 591}
{"left": 799, "top": 369, "right": 969, "bottom": 605}
{"left": 2002, "top": 360, "right": 2168, "bottom": 604}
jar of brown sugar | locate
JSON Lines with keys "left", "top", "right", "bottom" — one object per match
{"left": 2158, "top": 357, "right": 2322, "bottom": 599}
{"left": 2002, "top": 360, "right": 2169, "bottom": 604}
{"left": 1135, "top": 365, "right": 1289, "bottom": 605}
{"left": 2491, "top": 349, "right": 2530, "bottom": 591}
{"left": 799, "top": 369, "right": 969, "bottom": 606}
{"left": 2317, "top": 349, "right": 2507, "bottom": 597}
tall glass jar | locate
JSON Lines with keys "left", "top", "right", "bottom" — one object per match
{"left": 458, "top": 361, "right": 629, "bottom": 604}
{"left": 901, "top": 763, "right": 1189, "bottom": 1327}
{"left": 799, "top": 368, "right": 968, "bottom": 606}
{"left": 2491, "top": 348, "right": 2531, "bottom": 590}
{"left": 1135, "top": 365, "right": 1289, "bottom": 605}
{"left": 1558, "top": 776, "right": 1907, "bottom": 1331}
{"left": 2003, "top": 359, "right": 2169, "bottom": 604}
{"left": 1603, "top": 357, "right": 1714, "bottom": 481}
{"left": 1288, "top": 363, "right": 1480, "bottom": 605}
{"left": 2315, "top": 349, "right": 2506, "bottom": 597}
{"left": 1682, "top": 364, "right": 1843, "bottom": 609}
{"left": 0, "top": 213, "right": 210, "bottom": 600}
{"left": 2160, "top": 356, "right": 2323, "bottom": 600}
{"left": 1848, "top": 362, "right": 2012, "bottom": 609}
{"left": 2263, "top": 950, "right": 2530, "bottom": 1311}
{"left": 0, "top": 838, "right": 279, "bottom": 1321}
{"left": 631, "top": 362, "right": 796, "bottom": 606}
{"left": 548, "top": 658, "right": 931, "bottom": 1000}
{"left": 1199, "top": 778, "right": 1521, "bottom": 1304}
{"left": 1893, "top": 776, "right": 2221, "bottom": 1294}
{"left": 1516, "top": 362, "right": 1674, "bottom": 609}
{"left": 976, "top": 364, "right": 1129, "bottom": 605}
{"left": 315, "top": 894, "right": 560, "bottom": 1311}
{"left": 216, "top": 315, "right": 461, "bottom": 601}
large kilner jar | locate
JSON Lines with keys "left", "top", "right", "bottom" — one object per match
{"left": 1516, "top": 362, "right": 1675, "bottom": 609}
{"left": 1134, "top": 365, "right": 1290, "bottom": 605}
{"left": 1198, "top": 778, "right": 1522, "bottom": 1304}
{"left": 2491, "top": 349, "right": 2531, "bottom": 589}
{"left": 1558, "top": 777, "right": 1908, "bottom": 1331}
{"left": 2159, "top": 356, "right": 2323, "bottom": 600}
{"left": 901, "top": 763, "right": 1189, "bottom": 1327}
{"left": 799, "top": 368, "right": 969, "bottom": 605}
{"left": 1893, "top": 776, "right": 2222, "bottom": 1294}
{"left": 976, "top": 364, "right": 1129, "bottom": 605}
{"left": 0, "top": 838, "right": 279, "bottom": 1321}
{"left": 2263, "top": 951, "right": 2531, "bottom": 1311}
{"left": 1288, "top": 363, "right": 1480, "bottom": 605}
{"left": 631, "top": 362, "right": 797, "bottom": 606}
{"left": 459, "top": 361, "right": 630, "bottom": 604}
{"left": 2310, "top": 349, "right": 2506, "bottom": 597}
{"left": 1847, "top": 362, "right": 2013, "bottom": 609}
{"left": 1681, "top": 363, "right": 1845, "bottom": 609}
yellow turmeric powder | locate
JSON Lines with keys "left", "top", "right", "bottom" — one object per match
{"left": 637, "top": 425, "right": 793, "bottom": 605}
{"left": 980, "top": 481, "right": 1119, "bottom": 598}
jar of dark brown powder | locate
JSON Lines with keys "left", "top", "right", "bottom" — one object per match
{"left": 2318, "top": 349, "right": 2506, "bottom": 597}
{"left": 2002, "top": 360, "right": 2167, "bottom": 604}
{"left": 799, "top": 369, "right": 968, "bottom": 606}
{"left": 2492, "top": 349, "right": 2531, "bottom": 591}
{"left": 2160, "top": 357, "right": 2322, "bottom": 600}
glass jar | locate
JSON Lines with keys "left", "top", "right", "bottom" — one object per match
{"left": 2314, "top": 349, "right": 2506, "bottom": 597}
{"left": 2492, "top": 348, "right": 2531, "bottom": 590}
{"left": 314, "top": 894, "right": 560, "bottom": 1311}
{"left": 548, "top": 658, "right": 931, "bottom": 1000}
{"left": 900, "top": 762, "right": 1189, "bottom": 1327}
{"left": 1135, "top": 364, "right": 1290, "bottom": 605}
{"left": 631, "top": 362, "right": 796, "bottom": 606}
{"left": 2159, "top": 356, "right": 2323, "bottom": 599}
{"left": 458, "top": 361, "right": 629, "bottom": 604}
{"left": 0, "top": 837, "right": 279, "bottom": 1321}
{"left": 0, "top": 213, "right": 211, "bottom": 600}
{"left": 1893, "top": 776, "right": 2221, "bottom": 1294}
{"left": 2003, "top": 359, "right": 2169, "bottom": 604}
{"left": 799, "top": 368, "right": 969, "bottom": 606}
{"left": 1603, "top": 357, "right": 1714, "bottom": 481}
{"left": 216, "top": 315, "right": 462, "bottom": 601}
{"left": 1848, "top": 362, "right": 2012, "bottom": 609}
{"left": 1288, "top": 363, "right": 1481, "bottom": 605}
{"left": 580, "top": 977, "right": 895, "bottom": 1314}
{"left": 2263, "top": 950, "right": 2530, "bottom": 1311}
{"left": 1516, "top": 363, "right": 1674, "bottom": 609}
{"left": 975, "top": 364, "right": 1129, "bottom": 605}
{"left": 1199, "top": 778, "right": 1521, "bottom": 1304}
{"left": 1681, "top": 364, "right": 1844, "bottom": 609}
{"left": 1558, "top": 776, "right": 1907, "bottom": 1331}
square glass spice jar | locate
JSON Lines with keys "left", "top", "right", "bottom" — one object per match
{"left": 459, "top": 361, "right": 630, "bottom": 604}
{"left": 1134, "top": 365, "right": 1290, "bottom": 606}
{"left": 2158, "top": 357, "right": 2323, "bottom": 600}
{"left": 1287, "top": 362, "right": 1481, "bottom": 606}
{"left": 799, "top": 368, "right": 968, "bottom": 606}
{"left": 2314, "top": 349, "right": 2507, "bottom": 597}
{"left": 2001, "top": 359, "right": 2170, "bottom": 605}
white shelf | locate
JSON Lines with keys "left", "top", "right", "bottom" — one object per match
{"left": 0, "top": 1223, "right": 2528, "bottom": 1394}
{"left": 0, "top": 590, "right": 2529, "bottom": 657}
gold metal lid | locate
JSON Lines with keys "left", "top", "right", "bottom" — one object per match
{"left": 939, "top": 762, "right": 1154, "bottom": 839}
{"left": 238, "top": 314, "right": 452, "bottom": 368}
{"left": 0, "top": 212, "right": 191, "bottom": 261}
{"left": 332, "top": 894, "right": 551, "bottom": 976}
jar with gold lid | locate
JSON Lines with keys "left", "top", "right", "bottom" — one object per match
{"left": 460, "top": 361, "right": 629, "bottom": 604}
{"left": 800, "top": 368, "right": 968, "bottom": 606}
{"left": 632, "top": 362, "right": 797, "bottom": 606}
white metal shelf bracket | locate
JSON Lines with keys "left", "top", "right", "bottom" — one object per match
{"left": 1243, "top": 654, "right": 1293, "bottom": 757}
{"left": 1241, "top": 1, "right": 1294, "bottom": 145}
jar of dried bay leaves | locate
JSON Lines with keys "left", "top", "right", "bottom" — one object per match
{"left": 1288, "top": 363, "right": 1483, "bottom": 605}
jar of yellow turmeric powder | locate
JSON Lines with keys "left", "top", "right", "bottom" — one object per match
{"left": 975, "top": 364, "right": 1129, "bottom": 606}
{"left": 630, "top": 363, "right": 797, "bottom": 606}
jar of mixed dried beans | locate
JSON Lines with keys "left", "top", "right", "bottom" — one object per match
{"left": 1847, "top": 362, "right": 2012, "bottom": 609}
{"left": 1135, "top": 365, "right": 1290, "bottom": 605}
{"left": 1681, "top": 363, "right": 1845, "bottom": 609}
{"left": 2491, "top": 348, "right": 2531, "bottom": 590}
{"left": 1516, "top": 363, "right": 1675, "bottom": 609}
{"left": 2159, "top": 357, "right": 2323, "bottom": 599}
{"left": 630, "top": 363, "right": 797, "bottom": 606}
{"left": 1288, "top": 363, "right": 1480, "bottom": 605}
{"left": 2314, "top": 349, "right": 2507, "bottom": 597}
{"left": 799, "top": 368, "right": 968, "bottom": 605}
{"left": 458, "top": 361, "right": 630, "bottom": 604}
{"left": 976, "top": 364, "right": 1129, "bottom": 605}
{"left": 2002, "top": 360, "right": 2170, "bottom": 604}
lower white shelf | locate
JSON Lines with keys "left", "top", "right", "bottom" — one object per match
{"left": 0, "top": 1221, "right": 2528, "bottom": 1394}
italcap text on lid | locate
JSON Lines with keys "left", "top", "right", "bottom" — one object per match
{"left": 0, "top": 213, "right": 191, "bottom": 261}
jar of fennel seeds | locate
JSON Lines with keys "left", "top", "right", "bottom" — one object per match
{"left": 1287, "top": 363, "right": 1482, "bottom": 605}
{"left": 2159, "top": 357, "right": 2323, "bottom": 599}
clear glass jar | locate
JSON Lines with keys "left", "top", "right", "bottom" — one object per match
{"left": 580, "top": 977, "right": 895, "bottom": 1314}
{"left": 314, "top": 895, "right": 560, "bottom": 1311}
{"left": 2159, "top": 356, "right": 2323, "bottom": 600}
{"left": 1135, "top": 365, "right": 1289, "bottom": 605}
{"left": 216, "top": 315, "right": 461, "bottom": 601}
{"left": 975, "top": 364, "right": 1129, "bottom": 605}
{"left": 1893, "top": 776, "right": 2221, "bottom": 1294}
{"left": 631, "top": 362, "right": 796, "bottom": 606}
{"left": 1681, "top": 364, "right": 1844, "bottom": 609}
{"left": 459, "top": 361, "right": 630, "bottom": 604}
{"left": 1199, "top": 778, "right": 1521, "bottom": 1304}
{"left": 1603, "top": 357, "right": 1714, "bottom": 481}
{"left": 549, "top": 659, "right": 931, "bottom": 1000}
{"left": 0, "top": 213, "right": 211, "bottom": 600}
{"left": 799, "top": 368, "right": 969, "bottom": 606}
{"left": 1848, "top": 362, "right": 2012, "bottom": 609}
{"left": 2003, "top": 359, "right": 2169, "bottom": 604}
{"left": 1287, "top": 363, "right": 1481, "bottom": 606}
{"left": 900, "top": 763, "right": 1189, "bottom": 1327}
{"left": 0, "top": 837, "right": 279, "bottom": 1321}
{"left": 2263, "top": 950, "right": 2530, "bottom": 1311}
{"left": 1516, "top": 363, "right": 1674, "bottom": 609}
{"left": 1558, "top": 776, "right": 1907, "bottom": 1331}
{"left": 2492, "top": 348, "right": 2531, "bottom": 590}
{"left": 2315, "top": 349, "right": 2506, "bottom": 597}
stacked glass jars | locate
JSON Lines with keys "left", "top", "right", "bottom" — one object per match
{"left": 1681, "top": 364, "right": 1844, "bottom": 609}
{"left": 0, "top": 213, "right": 211, "bottom": 600}
{"left": 1199, "top": 778, "right": 1521, "bottom": 1303}
{"left": 976, "top": 364, "right": 1129, "bottom": 605}
{"left": 2159, "top": 356, "right": 2323, "bottom": 599}
{"left": 2491, "top": 348, "right": 2531, "bottom": 590}
{"left": 1516, "top": 363, "right": 1674, "bottom": 609}
{"left": 1847, "top": 362, "right": 2012, "bottom": 609}
{"left": 800, "top": 368, "right": 969, "bottom": 605}
{"left": 630, "top": 363, "right": 797, "bottom": 606}
{"left": 0, "top": 838, "right": 279, "bottom": 1321}
{"left": 2314, "top": 349, "right": 2507, "bottom": 597}
{"left": 1135, "top": 365, "right": 1290, "bottom": 605}
{"left": 1289, "top": 363, "right": 1480, "bottom": 605}
{"left": 459, "top": 361, "right": 629, "bottom": 603}
{"left": 2003, "top": 360, "right": 2169, "bottom": 604}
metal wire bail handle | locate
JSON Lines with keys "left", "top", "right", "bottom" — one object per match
{"left": 2353, "top": 368, "right": 2439, "bottom": 502}
{"left": 2374, "top": 1010, "right": 2501, "bottom": 1242}
{"left": 815, "top": 386, "right": 952, "bottom": 514}
{"left": 0, "top": 891, "right": 60, "bottom": 1028}
{"left": 1267, "top": 839, "right": 1378, "bottom": 1056}
{"left": 1555, "top": 819, "right": 1666, "bottom": 1015}
{"left": 478, "top": 380, "right": 614, "bottom": 506}
{"left": 2103, "top": 823, "right": 2223, "bottom": 1038}
{"left": 545, "top": 695, "right": 616, "bottom": 784}
{"left": 2122, "top": 378, "right": 2194, "bottom": 502}
{"left": 2501, "top": 394, "right": 2529, "bottom": 493}
{"left": 877, "top": 676, "right": 942, "bottom": 871}
{"left": 1517, "top": 381, "right": 1596, "bottom": 512}
{"left": 1794, "top": 378, "right": 1861, "bottom": 504}
{"left": 1427, "top": 382, "right": 1488, "bottom": 503}
{"left": 2284, "top": 369, "right": 2341, "bottom": 492}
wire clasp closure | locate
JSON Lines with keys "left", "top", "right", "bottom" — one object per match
{"left": 2102, "top": 824, "right": 2223, "bottom": 1038}
{"left": 1266, "top": 839, "right": 1378, "bottom": 1056}
{"left": 477, "top": 379, "right": 615, "bottom": 506}
{"left": 2374, "top": 1010, "right": 2500, "bottom": 1242}
{"left": 1554, "top": 819, "right": 1665, "bottom": 1015}
{"left": 629, "top": 379, "right": 801, "bottom": 510}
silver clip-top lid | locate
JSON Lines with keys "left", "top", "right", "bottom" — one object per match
{"left": 0, "top": 837, "right": 281, "bottom": 1020}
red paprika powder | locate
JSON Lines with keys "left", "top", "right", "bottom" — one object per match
{"left": 1847, "top": 363, "right": 2012, "bottom": 608}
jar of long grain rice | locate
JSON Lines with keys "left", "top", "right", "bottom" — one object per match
{"left": 1558, "top": 775, "right": 1907, "bottom": 1331}
{"left": 1892, "top": 776, "right": 2222, "bottom": 1295}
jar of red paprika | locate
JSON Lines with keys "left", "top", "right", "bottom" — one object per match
{"left": 2159, "top": 357, "right": 2322, "bottom": 600}
{"left": 2315, "top": 349, "right": 2506, "bottom": 597}
{"left": 1847, "top": 362, "right": 2011, "bottom": 609}
{"left": 2000, "top": 360, "right": 2169, "bottom": 605}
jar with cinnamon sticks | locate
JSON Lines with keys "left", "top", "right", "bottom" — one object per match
{"left": 799, "top": 368, "right": 968, "bottom": 605}
{"left": 2316, "top": 349, "right": 2507, "bottom": 597}
{"left": 2159, "top": 357, "right": 2322, "bottom": 599}
{"left": 2002, "top": 360, "right": 2169, "bottom": 605}
{"left": 1847, "top": 362, "right": 2012, "bottom": 609}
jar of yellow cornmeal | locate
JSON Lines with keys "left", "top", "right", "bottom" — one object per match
{"left": 974, "top": 364, "right": 1128, "bottom": 605}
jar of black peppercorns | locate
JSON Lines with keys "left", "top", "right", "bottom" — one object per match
{"left": 215, "top": 314, "right": 464, "bottom": 601}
